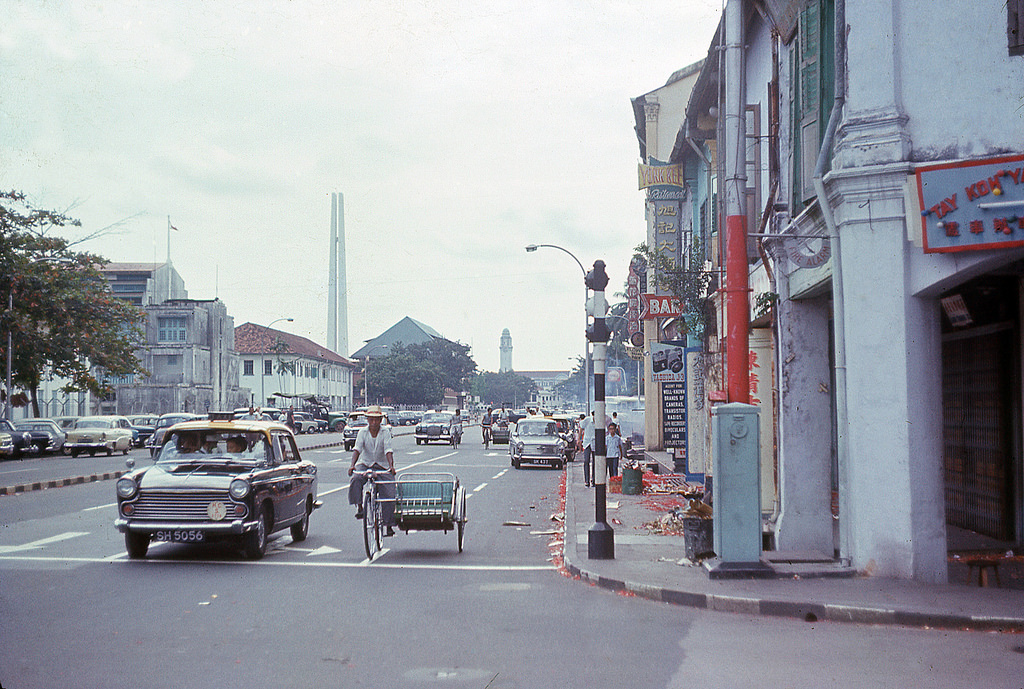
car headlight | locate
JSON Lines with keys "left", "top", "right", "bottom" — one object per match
{"left": 229, "top": 478, "right": 251, "bottom": 500}
{"left": 416, "top": 426, "right": 423, "bottom": 433}
{"left": 116, "top": 477, "right": 138, "bottom": 499}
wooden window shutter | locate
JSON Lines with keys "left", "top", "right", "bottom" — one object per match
{"left": 1011, "top": 0, "right": 1024, "bottom": 56}
{"left": 798, "top": 1, "right": 821, "bottom": 202}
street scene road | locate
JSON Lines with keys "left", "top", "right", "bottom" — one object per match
{"left": 2, "top": 433, "right": 1021, "bottom": 688}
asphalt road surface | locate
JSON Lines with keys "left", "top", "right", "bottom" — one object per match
{"left": 1, "top": 433, "right": 1020, "bottom": 688}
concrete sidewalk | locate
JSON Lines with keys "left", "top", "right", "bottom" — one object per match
{"left": 561, "top": 461, "right": 1024, "bottom": 632}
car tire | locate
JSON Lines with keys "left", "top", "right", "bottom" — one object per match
{"left": 125, "top": 532, "right": 150, "bottom": 559}
{"left": 290, "top": 500, "right": 310, "bottom": 542}
{"left": 106, "top": 448, "right": 113, "bottom": 456}
{"left": 70, "top": 450, "right": 80, "bottom": 458}
{"left": 244, "top": 504, "right": 270, "bottom": 560}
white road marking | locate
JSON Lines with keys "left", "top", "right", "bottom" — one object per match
{"left": 473, "top": 483, "right": 487, "bottom": 492}
{"left": 492, "top": 469, "right": 508, "bottom": 479}
{"left": 0, "top": 554, "right": 555, "bottom": 571}
{"left": 84, "top": 502, "right": 117, "bottom": 512}
{"left": 0, "top": 531, "right": 89, "bottom": 554}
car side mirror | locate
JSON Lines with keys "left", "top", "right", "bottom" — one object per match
{"left": 125, "top": 457, "right": 135, "bottom": 470}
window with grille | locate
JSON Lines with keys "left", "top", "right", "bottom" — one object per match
{"left": 157, "top": 316, "right": 187, "bottom": 343}
{"left": 243, "top": 360, "right": 254, "bottom": 376}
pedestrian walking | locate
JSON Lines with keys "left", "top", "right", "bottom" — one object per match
{"left": 581, "top": 411, "right": 596, "bottom": 487}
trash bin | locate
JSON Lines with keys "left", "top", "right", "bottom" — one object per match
{"left": 621, "top": 466, "right": 643, "bottom": 495}
{"left": 683, "top": 517, "right": 714, "bottom": 560}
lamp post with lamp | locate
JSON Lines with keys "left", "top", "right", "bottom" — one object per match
{"left": 525, "top": 244, "right": 591, "bottom": 414}
{"left": 260, "top": 317, "right": 293, "bottom": 408}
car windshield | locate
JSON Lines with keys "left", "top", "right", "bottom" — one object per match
{"left": 349, "top": 417, "right": 368, "bottom": 427}
{"left": 157, "top": 430, "right": 268, "bottom": 464}
{"left": 518, "top": 421, "right": 557, "bottom": 436}
{"left": 156, "top": 415, "right": 192, "bottom": 428}
{"left": 75, "top": 418, "right": 115, "bottom": 429}
{"left": 17, "top": 423, "right": 51, "bottom": 431}
{"left": 423, "top": 414, "right": 450, "bottom": 423}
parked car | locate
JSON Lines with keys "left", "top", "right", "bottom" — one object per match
{"left": 290, "top": 411, "right": 319, "bottom": 434}
{"left": 0, "top": 419, "right": 36, "bottom": 458}
{"left": 509, "top": 417, "right": 566, "bottom": 470}
{"left": 415, "top": 411, "right": 455, "bottom": 445}
{"left": 343, "top": 412, "right": 368, "bottom": 451}
{"left": 0, "top": 432, "right": 14, "bottom": 458}
{"left": 114, "top": 413, "right": 318, "bottom": 560}
{"left": 65, "top": 415, "right": 134, "bottom": 457}
{"left": 147, "top": 413, "right": 203, "bottom": 456}
{"left": 127, "top": 415, "right": 159, "bottom": 448}
{"left": 50, "top": 415, "right": 81, "bottom": 430}
{"left": 15, "top": 419, "right": 66, "bottom": 455}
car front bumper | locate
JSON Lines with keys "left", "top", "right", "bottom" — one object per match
{"left": 115, "top": 517, "right": 261, "bottom": 536}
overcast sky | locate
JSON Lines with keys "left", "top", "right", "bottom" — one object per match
{"left": 1, "top": 1, "right": 721, "bottom": 373}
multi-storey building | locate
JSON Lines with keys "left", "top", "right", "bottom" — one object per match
{"left": 640, "top": 0, "right": 1024, "bottom": 582}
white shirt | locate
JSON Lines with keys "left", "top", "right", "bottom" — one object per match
{"left": 353, "top": 425, "right": 393, "bottom": 470}
{"left": 582, "top": 416, "right": 595, "bottom": 449}
{"left": 605, "top": 433, "right": 623, "bottom": 458}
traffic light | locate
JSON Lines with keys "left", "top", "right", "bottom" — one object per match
{"left": 585, "top": 260, "right": 610, "bottom": 343}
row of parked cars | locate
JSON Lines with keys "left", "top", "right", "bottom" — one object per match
{"left": 0, "top": 415, "right": 153, "bottom": 458}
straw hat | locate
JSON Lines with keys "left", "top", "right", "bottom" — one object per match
{"left": 365, "top": 405, "right": 385, "bottom": 418}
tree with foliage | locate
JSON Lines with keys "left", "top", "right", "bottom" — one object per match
{"left": 405, "top": 338, "right": 476, "bottom": 392}
{"left": 471, "top": 370, "right": 537, "bottom": 408}
{"left": 635, "top": 236, "right": 715, "bottom": 341}
{"left": 1, "top": 191, "right": 147, "bottom": 416}
{"left": 365, "top": 343, "right": 446, "bottom": 406}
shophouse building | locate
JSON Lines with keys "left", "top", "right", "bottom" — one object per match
{"left": 649, "top": 0, "right": 1024, "bottom": 583}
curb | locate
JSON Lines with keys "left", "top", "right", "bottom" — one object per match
{"left": 561, "top": 474, "right": 1024, "bottom": 633}
{"left": 0, "top": 471, "right": 126, "bottom": 496}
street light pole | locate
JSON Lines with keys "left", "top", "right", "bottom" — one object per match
{"left": 525, "top": 244, "right": 591, "bottom": 414}
{"left": 363, "top": 344, "right": 389, "bottom": 406}
{"left": 261, "top": 317, "right": 293, "bottom": 408}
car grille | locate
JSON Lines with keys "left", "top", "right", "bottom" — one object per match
{"left": 524, "top": 444, "right": 557, "bottom": 455}
{"left": 129, "top": 490, "right": 238, "bottom": 521}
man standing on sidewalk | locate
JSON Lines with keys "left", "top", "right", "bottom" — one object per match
{"left": 605, "top": 423, "right": 623, "bottom": 479}
{"left": 581, "top": 411, "right": 595, "bottom": 487}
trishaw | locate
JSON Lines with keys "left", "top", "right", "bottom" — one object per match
{"left": 360, "top": 470, "right": 467, "bottom": 558}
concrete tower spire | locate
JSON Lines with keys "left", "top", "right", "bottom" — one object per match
{"left": 499, "top": 328, "right": 513, "bottom": 372}
{"left": 327, "top": 193, "right": 349, "bottom": 356}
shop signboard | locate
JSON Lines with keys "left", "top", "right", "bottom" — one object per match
{"left": 917, "top": 153, "right": 1024, "bottom": 254}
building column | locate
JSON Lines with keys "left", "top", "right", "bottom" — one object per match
{"left": 833, "top": 165, "right": 947, "bottom": 582}
{"left": 774, "top": 289, "right": 834, "bottom": 554}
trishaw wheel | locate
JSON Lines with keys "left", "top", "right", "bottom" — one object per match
{"left": 457, "top": 520, "right": 464, "bottom": 552}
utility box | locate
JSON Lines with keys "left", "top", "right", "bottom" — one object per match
{"left": 708, "top": 403, "right": 772, "bottom": 578}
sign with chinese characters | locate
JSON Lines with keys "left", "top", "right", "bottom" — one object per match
{"left": 626, "top": 256, "right": 645, "bottom": 347}
{"left": 652, "top": 200, "right": 682, "bottom": 280}
{"left": 916, "top": 153, "right": 1024, "bottom": 253}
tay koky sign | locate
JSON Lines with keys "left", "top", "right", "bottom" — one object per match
{"left": 917, "top": 153, "right": 1024, "bottom": 253}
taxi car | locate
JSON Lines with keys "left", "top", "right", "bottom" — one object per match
{"left": 115, "top": 412, "right": 318, "bottom": 560}
{"left": 65, "top": 415, "right": 134, "bottom": 457}
{"left": 509, "top": 417, "right": 566, "bottom": 470}
{"left": 415, "top": 411, "right": 454, "bottom": 445}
